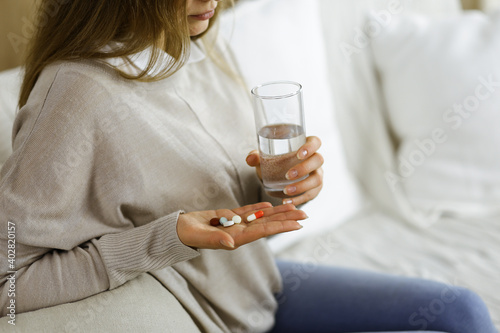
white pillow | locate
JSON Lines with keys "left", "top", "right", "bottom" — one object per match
{"left": 0, "top": 67, "right": 22, "bottom": 170}
{"left": 371, "top": 10, "right": 500, "bottom": 217}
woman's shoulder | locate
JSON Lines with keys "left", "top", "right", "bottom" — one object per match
{"left": 13, "top": 61, "right": 128, "bottom": 149}
{"left": 25, "top": 60, "right": 125, "bottom": 119}
{"left": 37, "top": 60, "right": 122, "bottom": 99}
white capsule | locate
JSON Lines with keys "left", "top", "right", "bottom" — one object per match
{"left": 221, "top": 220, "right": 235, "bottom": 227}
{"left": 232, "top": 215, "right": 242, "bottom": 224}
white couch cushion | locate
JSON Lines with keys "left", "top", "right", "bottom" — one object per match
{"left": 371, "top": 10, "right": 500, "bottom": 218}
{"left": 0, "top": 273, "right": 200, "bottom": 332}
{"left": 0, "top": 67, "right": 22, "bottom": 170}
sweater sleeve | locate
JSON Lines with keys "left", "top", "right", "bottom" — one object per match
{"left": 97, "top": 211, "right": 199, "bottom": 289}
{"left": 0, "top": 212, "right": 199, "bottom": 317}
{"left": 0, "top": 66, "right": 199, "bottom": 317}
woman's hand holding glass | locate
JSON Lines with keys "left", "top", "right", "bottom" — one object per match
{"left": 177, "top": 202, "right": 307, "bottom": 250}
{"left": 246, "top": 136, "right": 324, "bottom": 206}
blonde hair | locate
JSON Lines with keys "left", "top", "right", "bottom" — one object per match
{"left": 19, "top": 0, "right": 234, "bottom": 107}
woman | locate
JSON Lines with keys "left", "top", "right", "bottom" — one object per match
{"left": 0, "top": 0, "right": 496, "bottom": 332}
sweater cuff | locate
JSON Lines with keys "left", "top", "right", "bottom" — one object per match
{"left": 97, "top": 210, "right": 200, "bottom": 289}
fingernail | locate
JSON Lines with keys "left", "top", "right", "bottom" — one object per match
{"left": 284, "top": 186, "right": 296, "bottom": 195}
{"left": 220, "top": 240, "right": 234, "bottom": 248}
{"left": 295, "top": 224, "right": 303, "bottom": 230}
{"left": 246, "top": 151, "right": 257, "bottom": 161}
{"left": 283, "top": 199, "right": 293, "bottom": 205}
{"left": 297, "top": 149, "right": 308, "bottom": 159}
{"left": 286, "top": 169, "right": 298, "bottom": 180}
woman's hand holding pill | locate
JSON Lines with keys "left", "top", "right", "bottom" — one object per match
{"left": 177, "top": 202, "right": 307, "bottom": 250}
{"left": 246, "top": 136, "right": 324, "bottom": 206}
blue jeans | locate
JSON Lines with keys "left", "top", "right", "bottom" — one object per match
{"left": 269, "top": 260, "right": 497, "bottom": 333}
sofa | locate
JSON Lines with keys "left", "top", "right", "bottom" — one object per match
{"left": 1, "top": 0, "right": 499, "bottom": 331}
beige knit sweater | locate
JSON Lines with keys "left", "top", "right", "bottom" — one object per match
{"left": 0, "top": 38, "right": 283, "bottom": 332}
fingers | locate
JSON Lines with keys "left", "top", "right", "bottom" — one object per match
{"left": 246, "top": 150, "right": 262, "bottom": 180}
{"left": 287, "top": 135, "right": 322, "bottom": 182}
{"left": 282, "top": 136, "right": 324, "bottom": 205}
{"left": 284, "top": 183, "right": 323, "bottom": 206}
{"left": 230, "top": 203, "right": 307, "bottom": 227}
{"left": 204, "top": 228, "right": 236, "bottom": 249}
{"left": 296, "top": 136, "right": 322, "bottom": 160}
{"left": 205, "top": 204, "right": 307, "bottom": 250}
{"left": 215, "top": 202, "right": 292, "bottom": 226}
{"left": 285, "top": 152, "right": 324, "bottom": 181}
{"left": 258, "top": 208, "right": 308, "bottom": 224}
{"left": 283, "top": 167, "right": 323, "bottom": 197}
{"left": 239, "top": 219, "right": 304, "bottom": 243}
{"left": 232, "top": 202, "right": 272, "bottom": 216}
{"left": 236, "top": 215, "right": 306, "bottom": 244}
{"left": 283, "top": 168, "right": 324, "bottom": 206}
{"left": 245, "top": 150, "right": 260, "bottom": 167}
{"left": 231, "top": 205, "right": 307, "bottom": 246}
{"left": 241, "top": 203, "right": 307, "bottom": 224}
{"left": 235, "top": 203, "right": 293, "bottom": 222}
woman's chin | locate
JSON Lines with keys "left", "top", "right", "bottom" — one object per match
{"left": 189, "top": 22, "right": 209, "bottom": 37}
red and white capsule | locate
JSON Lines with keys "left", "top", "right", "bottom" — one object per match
{"left": 247, "top": 210, "right": 264, "bottom": 222}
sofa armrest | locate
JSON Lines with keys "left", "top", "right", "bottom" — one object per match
{"left": 0, "top": 273, "right": 200, "bottom": 332}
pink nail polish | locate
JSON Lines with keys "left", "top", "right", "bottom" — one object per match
{"left": 286, "top": 169, "right": 298, "bottom": 180}
{"left": 298, "top": 149, "right": 308, "bottom": 159}
{"left": 284, "top": 186, "right": 296, "bottom": 195}
{"left": 220, "top": 240, "right": 235, "bottom": 248}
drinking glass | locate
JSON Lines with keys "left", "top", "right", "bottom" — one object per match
{"left": 251, "top": 81, "right": 307, "bottom": 194}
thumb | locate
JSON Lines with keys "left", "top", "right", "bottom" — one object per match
{"left": 205, "top": 227, "right": 235, "bottom": 249}
{"left": 218, "top": 233, "right": 235, "bottom": 249}
{"left": 246, "top": 150, "right": 260, "bottom": 167}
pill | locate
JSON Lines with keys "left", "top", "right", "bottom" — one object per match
{"left": 247, "top": 210, "right": 264, "bottom": 222}
{"left": 220, "top": 217, "right": 228, "bottom": 224}
{"left": 232, "top": 215, "right": 242, "bottom": 224}
{"left": 221, "top": 220, "right": 235, "bottom": 227}
{"left": 210, "top": 218, "right": 220, "bottom": 226}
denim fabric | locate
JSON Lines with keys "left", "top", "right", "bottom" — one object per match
{"left": 270, "top": 260, "right": 497, "bottom": 333}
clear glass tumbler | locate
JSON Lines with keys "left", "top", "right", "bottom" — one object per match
{"left": 251, "top": 81, "right": 308, "bottom": 194}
